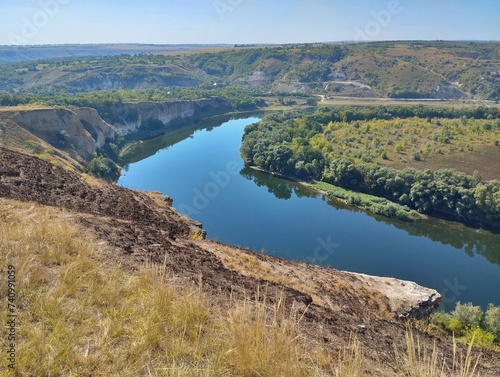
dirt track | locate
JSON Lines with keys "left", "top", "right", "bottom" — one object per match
{"left": 1, "top": 147, "right": 499, "bottom": 376}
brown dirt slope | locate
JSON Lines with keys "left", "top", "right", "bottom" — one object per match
{"left": 1, "top": 147, "right": 499, "bottom": 376}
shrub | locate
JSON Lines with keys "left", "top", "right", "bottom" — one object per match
{"left": 431, "top": 311, "right": 451, "bottom": 332}
{"left": 451, "top": 302, "right": 483, "bottom": 328}
{"left": 87, "top": 155, "right": 121, "bottom": 180}
{"left": 463, "top": 327, "right": 496, "bottom": 347}
{"left": 448, "top": 317, "right": 467, "bottom": 336}
{"left": 485, "top": 304, "right": 500, "bottom": 340}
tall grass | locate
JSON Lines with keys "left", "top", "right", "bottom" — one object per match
{"left": 334, "top": 335, "right": 364, "bottom": 377}
{"left": 0, "top": 199, "right": 491, "bottom": 376}
{"left": 0, "top": 200, "right": 319, "bottom": 376}
{"left": 401, "top": 331, "right": 481, "bottom": 377}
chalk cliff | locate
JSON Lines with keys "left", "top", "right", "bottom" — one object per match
{"left": 110, "top": 98, "right": 232, "bottom": 136}
{"left": 2, "top": 98, "right": 232, "bottom": 163}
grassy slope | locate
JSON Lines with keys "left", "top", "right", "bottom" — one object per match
{"left": 0, "top": 199, "right": 320, "bottom": 376}
{"left": 1, "top": 41, "right": 499, "bottom": 100}
{"left": 332, "top": 42, "right": 500, "bottom": 99}
{"left": 1, "top": 197, "right": 488, "bottom": 377}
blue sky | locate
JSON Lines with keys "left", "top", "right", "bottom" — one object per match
{"left": 1, "top": 0, "right": 499, "bottom": 45}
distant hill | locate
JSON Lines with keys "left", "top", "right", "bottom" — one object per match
{"left": 0, "top": 44, "right": 232, "bottom": 64}
{"left": 0, "top": 41, "right": 499, "bottom": 100}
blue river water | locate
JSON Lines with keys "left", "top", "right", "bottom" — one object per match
{"left": 118, "top": 116, "right": 500, "bottom": 310}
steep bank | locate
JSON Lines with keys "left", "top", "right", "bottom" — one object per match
{"left": 0, "top": 98, "right": 232, "bottom": 165}
{"left": 3, "top": 147, "right": 499, "bottom": 375}
{"left": 108, "top": 98, "right": 232, "bottom": 137}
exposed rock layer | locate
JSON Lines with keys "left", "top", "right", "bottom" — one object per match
{"left": 1, "top": 98, "right": 231, "bottom": 162}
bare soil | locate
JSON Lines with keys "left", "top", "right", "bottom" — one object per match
{"left": 1, "top": 147, "right": 499, "bottom": 376}
{"left": 386, "top": 145, "right": 500, "bottom": 181}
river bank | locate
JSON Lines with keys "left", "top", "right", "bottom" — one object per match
{"left": 248, "top": 165, "right": 425, "bottom": 223}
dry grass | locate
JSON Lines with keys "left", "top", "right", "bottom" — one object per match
{"left": 400, "top": 331, "right": 481, "bottom": 377}
{"left": 333, "top": 335, "right": 364, "bottom": 377}
{"left": 0, "top": 199, "right": 320, "bottom": 376}
{"left": 0, "top": 198, "right": 492, "bottom": 376}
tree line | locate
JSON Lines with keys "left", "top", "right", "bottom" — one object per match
{"left": 240, "top": 106, "right": 500, "bottom": 228}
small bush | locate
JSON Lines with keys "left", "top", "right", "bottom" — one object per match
{"left": 485, "top": 304, "right": 500, "bottom": 340}
{"left": 87, "top": 155, "right": 120, "bottom": 180}
{"left": 452, "top": 302, "right": 483, "bottom": 328}
{"left": 448, "top": 317, "right": 467, "bottom": 336}
{"left": 463, "top": 327, "right": 496, "bottom": 347}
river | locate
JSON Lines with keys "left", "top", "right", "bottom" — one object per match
{"left": 118, "top": 115, "right": 500, "bottom": 311}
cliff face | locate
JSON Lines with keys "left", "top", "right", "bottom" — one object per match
{"left": 12, "top": 108, "right": 98, "bottom": 161}
{"left": 2, "top": 98, "right": 232, "bottom": 164}
{"left": 72, "top": 107, "right": 116, "bottom": 149}
{"left": 111, "top": 98, "right": 232, "bottom": 136}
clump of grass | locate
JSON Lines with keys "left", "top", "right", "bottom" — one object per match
{"left": 0, "top": 200, "right": 320, "bottom": 376}
{"left": 334, "top": 335, "right": 364, "bottom": 377}
{"left": 401, "top": 330, "right": 481, "bottom": 377}
{"left": 219, "top": 289, "right": 316, "bottom": 377}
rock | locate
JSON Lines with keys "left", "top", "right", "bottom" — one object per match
{"left": 352, "top": 273, "right": 442, "bottom": 319}
{"left": 72, "top": 107, "right": 115, "bottom": 149}
{"left": 111, "top": 98, "right": 232, "bottom": 136}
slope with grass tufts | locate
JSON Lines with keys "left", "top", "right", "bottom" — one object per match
{"left": 1, "top": 147, "right": 499, "bottom": 375}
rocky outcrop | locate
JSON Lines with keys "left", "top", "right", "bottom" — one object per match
{"left": 72, "top": 107, "right": 115, "bottom": 149}
{"left": 12, "top": 108, "right": 98, "bottom": 161}
{"left": 111, "top": 98, "right": 232, "bottom": 136}
{"left": 2, "top": 98, "right": 232, "bottom": 163}
{"left": 352, "top": 273, "right": 441, "bottom": 319}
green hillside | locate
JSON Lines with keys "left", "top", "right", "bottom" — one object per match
{"left": 1, "top": 41, "right": 498, "bottom": 100}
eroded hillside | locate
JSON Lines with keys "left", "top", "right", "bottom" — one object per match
{"left": 0, "top": 98, "right": 231, "bottom": 169}
{"left": 1, "top": 42, "right": 499, "bottom": 100}
{"left": 1, "top": 147, "right": 500, "bottom": 375}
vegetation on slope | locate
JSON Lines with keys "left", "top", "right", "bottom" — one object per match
{"left": 0, "top": 198, "right": 489, "bottom": 376}
{"left": 431, "top": 302, "right": 500, "bottom": 349}
{"left": 0, "top": 199, "right": 321, "bottom": 376}
{"left": 0, "top": 41, "right": 498, "bottom": 100}
{"left": 240, "top": 106, "right": 500, "bottom": 227}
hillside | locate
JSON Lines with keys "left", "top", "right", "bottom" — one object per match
{"left": 3, "top": 146, "right": 500, "bottom": 375}
{"left": 0, "top": 41, "right": 499, "bottom": 100}
{"left": 0, "top": 98, "right": 231, "bottom": 177}
{"left": 0, "top": 44, "right": 233, "bottom": 64}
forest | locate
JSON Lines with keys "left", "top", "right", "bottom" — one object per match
{"left": 240, "top": 106, "right": 500, "bottom": 228}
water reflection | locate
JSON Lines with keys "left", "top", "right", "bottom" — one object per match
{"left": 240, "top": 165, "right": 500, "bottom": 266}
{"left": 119, "top": 113, "right": 262, "bottom": 165}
